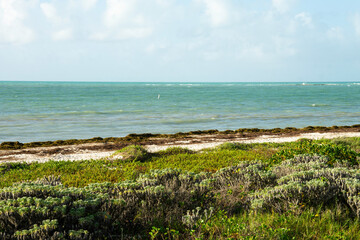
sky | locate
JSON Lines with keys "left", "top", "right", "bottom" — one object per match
{"left": 1, "top": 0, "right": 360, "bottom": 82}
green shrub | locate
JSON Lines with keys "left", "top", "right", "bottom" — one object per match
{"left": 251, "top": 155, "right": 360, "bottom": 216}
{"left": 156, "top": 147, "right": 194, "bottom": 156}
{"left": 217, "top": 142, "right": 253, "bottom": 151}
{"left": 270, "top": 139, "right": 358, "bottom": 166}
{"left": 0, "top": 163, "right": 30, "bottom": 175}
{"left": 0, "top": 169, "right": 216, "bottom": 238}
{"left": 111, "top": 145, "right": 150, "bottom": 162}
{"left": 327, "top": 137, "right": 360, "bottom": 153}
{"left": 272, "top": 154, "right": 330, "bottom": 178}
{"left": 1, "top": 137, "right": 360, "bottom": 239}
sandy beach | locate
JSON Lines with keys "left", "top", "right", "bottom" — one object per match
{"left": 1, "top": 131, "right": 360, "bottom": 164}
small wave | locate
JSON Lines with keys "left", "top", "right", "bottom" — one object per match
{"left": 178, "top": 84, "right": 202, "bottom": 87}
{"left": 219, "top": 113, "right": 334, "bottom": 120}
{"left": 26, "top": 109, "right": 129, "bottom": 117}
{"left": 154, "top": 118, "right": 217, "bottom": 125}
{"left": 239, "top": 83, "right": 297, "bottom": 87}
{"left": 310, "top": 104, "right": 330, "bottom": 107}
{"left": 145, "top": 84, "right": 169, "bottom": 86}
{"left": 103, "top": 110, "right": 124, "bottom": 114}
{"left": 82, "top": 110, "right": 97, "bottom": 114}
{"left": 77, "top": 109, "right": 130, "bottom": 115}
{"left": 301, "top": 83, "right": 345, "bottom": 86}
{"left": 133, "top": 82, "right": 355, "bottom": 88}
{"left": 61, "top": 110, "right": 99, "bottom": 116}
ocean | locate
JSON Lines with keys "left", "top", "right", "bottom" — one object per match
{"left": 0, "top": 81, "right": 359, "bottom": 143}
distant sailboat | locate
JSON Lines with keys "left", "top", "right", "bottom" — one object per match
{"left": 158, "top": 94, "right": 160, "bottom": 99}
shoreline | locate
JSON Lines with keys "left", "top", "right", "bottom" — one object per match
{"left": 1, "top": 124, "right": 360, "bottom": 150}
{"left": 1, "top": 130, "right": 360, "bottom": 164}
{"left": 145, "top": 131, "right": 360, "bottom": 152}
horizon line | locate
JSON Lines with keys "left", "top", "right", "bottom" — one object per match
{"left": 0, "top": 80, "right": 359, "bottom": 83}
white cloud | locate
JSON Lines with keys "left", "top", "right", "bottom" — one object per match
{"left": 81, "top": 0, "right": 98, "bottom": 10}
{"left": 0, "top": 0, "right": 34, "bottom": 44}
{"left": 202, "top": 50, "right": 221, "bottom": 60}
{"left": 145, "top": 42, "right": 168, "bottom": 54}
{"left": 353, "top": 13, "right": 360, "bottom": 37}
{"left": 40, "top": 3, "right": 62, "bottom": 24}
{"left": 90, "top": 32, "right": 108, "bottom": 41}
{"left": 93, "top": 27, "right": 152, "bottom": 41}
{"left": 156, "top": 0, "right": 172, "bottom": 7}
{"left": 295, "top": 12, "right": 313, "bottom": 28}
{"left": 40, "top": 2, "right": 73, "bottom": 41}
{"left": 327, "top": 27, "right": 344, "bottom": 40}
{"left": 272, "top": 0, "right": 296, "bottom": 13}
{"left": 239, "top": 44, "right": 265, "bottom": 60}
{"left": 145, "top": 44, "right": 156, "bottom": 53}
{"left": 198, "top": 0, "right": 229, "bottom": 27}
{"left": 115, "top": 27, "right": 152, "bottom": 39}
{"left": 104, "top": 0, "right": 136, "bottom": 28}
{"left": 52, "top": 28, "right": 73, "bottom": 41}
{"left": 91, "top": 0, "right": 152, "bottom": 40}
{"left": 273, "top": 36, "right": 297, "bottom": 56}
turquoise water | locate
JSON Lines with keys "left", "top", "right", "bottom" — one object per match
{"left": 0, "top": 81, "right": 359, "bottom": 143}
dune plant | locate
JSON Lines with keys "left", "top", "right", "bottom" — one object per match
{"left": 1, "top": 137, "right": 360, "bottom": 239}
{"left": 270, "top": 139, "right": 358, "bottom": 165}
{"left": 251, "top": 154, "right": 360, "bottom": 216}
{"left": 110, "top": 145, "right": 150, "bottom": 162}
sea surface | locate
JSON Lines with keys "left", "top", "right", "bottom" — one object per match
{"left": 0, "top": 81, "right": 359, "bottom": 143}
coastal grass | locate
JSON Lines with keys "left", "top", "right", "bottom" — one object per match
{"left": 0, "top": 145, "right": 273, "bottom": 188}
{"left": 0, "top": 137, "right": 360, "bottom": 239}
{"left": 0, "top": 138, "right": 359, "bottom": 188}
{"left": 317, "top": 137, "right": 360, "bottom": 153}
{"left": 189, "top": 207, "right": 360, "bottom": 240}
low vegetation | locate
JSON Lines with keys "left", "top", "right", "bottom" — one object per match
{"left": 1, "top": 125, "right": 359, "bottom": 150}
{"left": 0, "top": 137, "right": 360, "bottom": 239}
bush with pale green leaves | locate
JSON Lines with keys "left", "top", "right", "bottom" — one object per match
{"left": 1, "top": 138, "right": 360, "bottom": 239}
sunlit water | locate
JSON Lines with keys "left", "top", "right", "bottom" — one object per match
{"left": 0, "top": 81, "right": 359, "bottom": 142}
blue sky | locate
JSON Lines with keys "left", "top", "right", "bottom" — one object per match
{"left": 1, "top": 0, "right": 360, "bottom": 82}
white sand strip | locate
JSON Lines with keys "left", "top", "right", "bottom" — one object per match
{"left": 1, "top": 132, "right": 359, "bottom": 164}
{"left": 145, "top": 132, "right": 360, "bottom": 152}
{"left": 0, "top": 151, "right": 115, "bottom": 164}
